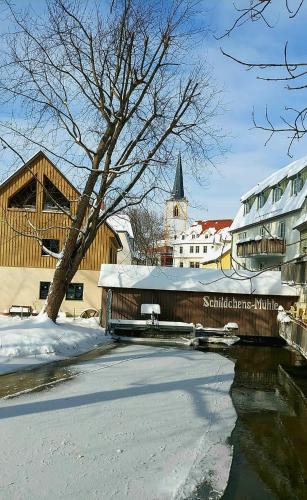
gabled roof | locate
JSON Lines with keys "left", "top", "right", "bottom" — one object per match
{"left": 0, "top": 150, "right": 81, "bottom": 196}
{"left": 193, "top": 219, "right": 233, "bottom": 234}
{"left": 0, "top": 150, "right": 122, "bottom": 247}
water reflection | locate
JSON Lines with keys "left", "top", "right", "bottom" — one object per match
{"left": 0, "top": 343, "right": 117, "bottom": 399}
{"left": 220, "top": 345, "right": 307, "bottom": 500}
{"left": 0, "top": 364, "right": 74, "bottom": 398}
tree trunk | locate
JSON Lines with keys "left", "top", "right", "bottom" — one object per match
{"left": 44, "top": 216, "right": 101, "bottom": 322}
{"left": 44, "top": 250, "right": 83, "bottom": 322}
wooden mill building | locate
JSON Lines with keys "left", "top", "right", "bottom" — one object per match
{"left": 99, "top": 264, "right": 298, "bottom": 338}
{"left": 0, "top": 151, "right": 121, "bottom": 315}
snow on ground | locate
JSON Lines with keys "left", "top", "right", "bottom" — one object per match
{"left": 0, "top": 315, "right": 112, "bottom": 375}
{"left": 0, "top": 344, "right": 236, "bottom": 499}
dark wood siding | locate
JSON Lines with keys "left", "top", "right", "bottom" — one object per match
{"left": 101, "top": 287, "right": 297, "bottom": 338}
{"left": 237, "top": 238, "right": 286, "bottom": 257}
{"left": 281, "top": 259, "right": 307, "bottom": 284}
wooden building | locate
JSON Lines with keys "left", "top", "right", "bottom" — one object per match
{"left": 99, "top": 265, "right": 298, "bottom": 338}
{"left": 0, "top": 151, "right": 121, "bottom": 315}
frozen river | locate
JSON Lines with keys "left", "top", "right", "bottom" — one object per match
{"left": 0, "top": 344, "right": 236, "bottom": 499}
{"left": 0, "top": 341, "right": 306, "bottom": 499}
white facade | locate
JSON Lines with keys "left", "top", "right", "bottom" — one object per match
{"left": 107, "top": 214, "right": 135, "bottom": 265}
{"left": 164, "top": 197, "right": 189, "bottom": 240}
{"left": 231, "top": 156, "right": 307, "bottom": 271}
{"left": 171, "top": 220, "right": 232, "bottom": 268}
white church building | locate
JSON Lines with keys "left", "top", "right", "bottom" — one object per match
{"left": 162, "top": 155, "right": 233, "bottom": 269}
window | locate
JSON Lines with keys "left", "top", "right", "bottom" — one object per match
{"left": 181, "top": 234, "right": 185, "bottom": 240}
{"left": 8, "top": 178, "right": 37, "bottom": 210}
{"left": 292, "top": 175, "right": 303, "bottom": 195}
{"left": 195, "top": 262, "right": 200, "bottom": 268}
{"left": 43, "top": 176, "right": 70, "bottom": 211}
{"left": 273, "top": 186, "right": 283, "bottom": 203}
{"left": 278, "top": 221, "right": 286, "bottom": 239}
{"left": 174, "top": 235, "right": 177, "bottom": 240}
{"left": 179, "top": 246, "right": 183, "bottom": 254}
{"left": 39, "top": 281, "right": 50, "bottom": 299}
{"left": 192, "top": 234, "right": 196, "bottom": 239}
{"left": 257, "top": 193, "right": 265, "bottom": 209}
{"left": 66, "top": 283, "right": 84, "bottom": 300}
{"left": 190, "top": 246, "right": 194, "bottom": 253}
{"left": 260, "top": 226, "right": 266, "bottom": 237}
{"left": 42, "top": 239, "right": 60, "bottom": 256}
{"left": 179, "top": 261, "right": 183, "bottom": 267}
{"left": 189, "top": 262, "right": 195, "bottom": 268}
{"left": 203, "top": 246, "right": 207, "bottom": 253}
{"left": 243, "top": 200, "right": 251, "bottom": 215}
{"left": 204, "top": 233, "right": 209, "bottom": 239}
{"left": 195, "top": 246, "right": 200, "bottom": 253}
{"left": 238, "top": 232, "right": 247, "bottom": 240}
{"left": 173, "top": 205, "right": 179, "bottom": 217}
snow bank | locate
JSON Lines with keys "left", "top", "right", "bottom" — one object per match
{"left": 0, "top": 315, "right": 111, "bottom": 374}
{"left": 0, "top": 344, "right": 236, "bottom": 499}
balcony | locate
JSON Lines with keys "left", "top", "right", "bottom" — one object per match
{"left": 237, "top": 238, "right": 286, "bottom": 257}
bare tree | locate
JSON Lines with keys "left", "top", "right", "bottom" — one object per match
{"left": 221, "top": 0, "right": 307, "bottom": 154}
{"left": 128, "top": 206, "right": 164, "bottom": 265}
{"left": 0, "top": 0, "right": 222, "bottom": 321}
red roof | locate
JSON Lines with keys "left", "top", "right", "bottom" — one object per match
{"left": 193, "top": 219, "right": 233, "bottom": 234}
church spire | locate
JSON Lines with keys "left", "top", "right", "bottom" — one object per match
{"left": 172, "top": 154, "right": 185, "bottom": 200}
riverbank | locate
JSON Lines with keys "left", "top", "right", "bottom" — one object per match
{"left": 0, "top": 344, "right": 236, "bottom": 499}
{"left": 0, "top": 315, "right": 112, "bottom": 375}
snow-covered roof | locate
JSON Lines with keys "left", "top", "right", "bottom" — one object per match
{"left": 201, "top": 243, "right": 231, "bottom": 264}
{"left": 173, "top": 226, "right": 231, "bottom": 246}
{"left": 241, "top": 155, "right": 307, "bottom": 201}
{"left": 98, "top": 264, "right": 298, "bottom": 296}
{"left": 106, "top": 213, "right": 134, "bottom": 239}
{"left": 231, "top": 171, "right": 306, "bottom": 231}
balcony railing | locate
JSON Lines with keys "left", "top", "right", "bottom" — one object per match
{"left": 282, "top": 256, "right": 307, "bottom": 284}
{"left": 237, "top": 238, "right": 286, "bottom": 257}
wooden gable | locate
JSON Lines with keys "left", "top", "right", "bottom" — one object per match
{"left": 0, "top": 152, "right": 120, "bottom": 270}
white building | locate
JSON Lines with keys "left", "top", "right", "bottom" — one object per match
{"left": 107, "top": 213, "right": 135, "bottom": 265}
{"left": 172, "top": 219, "right": 233, "bottom": 268}
{"left": 160, "top": 154, "right": 233, "bottom": 268}
{"left": 230, "top": 156, "right": 307, "bottom": 271}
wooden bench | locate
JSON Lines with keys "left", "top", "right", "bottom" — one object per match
{"left": 9, "top": 305, "right": 32, "bottom": 317}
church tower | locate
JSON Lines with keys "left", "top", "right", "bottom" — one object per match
{"left": 165, "top": 154, "right": 188, "bottom": 240}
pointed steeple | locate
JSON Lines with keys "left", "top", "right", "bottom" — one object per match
{"left": 172, "top": 154, "right": 185, "bottom": 200}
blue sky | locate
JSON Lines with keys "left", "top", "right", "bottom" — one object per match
{"left": 184, "top": 0, "right": 307, "bottom": 222}
{"left": 0, "top": 1, "right": 306, "bottom": 223}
